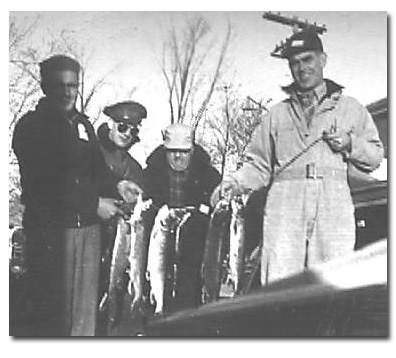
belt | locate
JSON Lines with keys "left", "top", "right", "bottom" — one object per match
{"left": 275, "top": 163, "right": 347, "bottom": 181}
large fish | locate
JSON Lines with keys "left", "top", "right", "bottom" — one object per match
{"left": 127, "top": 196, "right": 152, "bottom": 314}
{"left": 227, "top": 196, "right": 246, "bottom": 295}
{"left": 147, "top": 205, "right": 191, "bottom": 316}
{"left": 106, "top": 196, "right": 151, "bottom": 328}
{"left": 201, "top": 199, "right": 232, "bottom": 304}
{"left": 107, "top": 215, "right": 131, "bottom": 328}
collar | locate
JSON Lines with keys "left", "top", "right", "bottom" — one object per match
{"left": 297, "top": 80, "right": 327, "bottom": 101}
{"left": 36, "top": 97, "right": 81, "bottom": 123}
{"left": 282, "top": 79, "right": 344, "bottom": 100}
{"left": 97, "top": 122, "right": 120, "bottom": 152}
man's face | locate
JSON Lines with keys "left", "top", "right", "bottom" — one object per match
{"left": 108, "top": 119, "right": 137, "bottom": 148}
{"left": 289, "top": 51, "right": 327, "bottom": 91}
{"left": 44, "top": 70, "right": 79, "bottom": 113}
{"left": 166, "top": 149, "right": 193, "bottom": 172}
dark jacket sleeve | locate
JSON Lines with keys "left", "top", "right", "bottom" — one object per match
{"left": 200, "top": 164, "right": 221, "bottom": 206}
{"left": 143, "top": 147, "right": 166, "bottom": 206}
{"left": 12, "top": 112, "right": 66, "bottom": 213}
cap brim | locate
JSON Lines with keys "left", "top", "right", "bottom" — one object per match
{"left": 164, "top": 144, "right": 193, "bottom": 150}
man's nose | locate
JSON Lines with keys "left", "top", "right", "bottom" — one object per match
{"left": 299, "top": 61, "right": 310, "bottom": 72}
{"left": 59, "top": 84, "right": 73, "bottom": 95}
{"left": 60, "top": 84, "right": 77, "bottom": 95}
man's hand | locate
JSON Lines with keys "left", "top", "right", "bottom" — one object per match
{"left": 97, "top": 197, "right": 123, "bottom": 220}
{"left": 323, "top": 129, "right": 352, "bottom": 153}
{"left": 117, "top": 180, "right": 143, "bottom": 204}
{"left": 210, "top": 179, "right": 241, "bottom": 207}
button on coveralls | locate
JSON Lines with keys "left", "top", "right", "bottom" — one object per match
{"left": 230, "top": 81, "right": 384, "bottom": 285}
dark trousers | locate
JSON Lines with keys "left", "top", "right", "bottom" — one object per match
{"left": 23, "top": 220, "right": 64, "bottom": 336}
{"left": 172, "top": 213, "right": 208, "bottom": 311}
{"left": 22, "top": 218, "right": 101, "bottom": 336}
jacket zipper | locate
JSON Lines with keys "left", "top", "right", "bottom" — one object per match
{"left": 75, "top": 177, "right": 81, "bottom": 228}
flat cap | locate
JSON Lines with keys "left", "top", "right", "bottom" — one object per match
{"left": 40, "top": 55, "right": 81, "bottom": 79}
{"left": 282, "top": 29, "right": 324, "bottom": 59}
{"left": 163, "top": 124, "right": 194, "bottom": 150}
{"left": 103, "top": 101, "right": 147, "bottom": 125}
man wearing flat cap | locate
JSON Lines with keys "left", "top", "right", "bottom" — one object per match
{"left": 12, "top": 54, "right": 124, "bottom": 336}
{"left": 96, "top": 101, "right": 147, "bottom": 333}
{"left": 212, "top": 29, "right": 384, "bottom": 285}
{"left": 98, "top": 101, "right": 146, "bottom": 201}
{"left": 144, "top": 123, "right": 221, "bottom": 314}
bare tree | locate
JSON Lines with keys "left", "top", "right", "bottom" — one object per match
{"left": 9, "top": 15, "right": 42, "bottom": 134}
{"left": 160, "top": 15, "right": 232, "bottom": 126}
{"left": 200, "top": 86, "right": 269, "bottom": 177}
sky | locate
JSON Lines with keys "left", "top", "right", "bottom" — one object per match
{"left": 8, "top": 11, "right": 388, "bottom": 164}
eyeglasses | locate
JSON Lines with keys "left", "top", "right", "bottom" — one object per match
{"left": 117, "top": 123, "right": 137, "bottom": 133}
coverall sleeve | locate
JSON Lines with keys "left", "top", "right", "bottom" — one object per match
{"left": 230, "top": 112, "right": 273, "bottom": 192}
{"left": 348, "top": 100, "right": 384, "bottom": 172}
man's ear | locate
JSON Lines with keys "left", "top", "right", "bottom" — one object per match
{"left": 320, "top": 52, "right": 327, "bottom": 69}
{"left": 40, "top": 82, "right": 49, "bottom": 96}
{"left": 107, "top": 118, "right": 115, "bottom": 129}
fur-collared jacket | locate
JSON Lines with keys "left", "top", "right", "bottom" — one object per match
{"left": 144, "top": 144, "right": 221, "bottom": 209}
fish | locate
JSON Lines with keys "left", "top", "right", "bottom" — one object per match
{"left": 227, "top": 196, "right": 246, "bottom": 295}
{"left": 127, "top": 196, "right": 152, "bottom": 314}
{"left": 146, "top": 205, "right": 191, "bottom": 316}
{"left": 147, "top": 205, "right": 175, "bottom": 316}
{"left": 106, "top": 196, "right": 152, "bottom": 328}
{"left": 9, "top": 226, "right": 27, "bottom": 276}
{"left": 107, "top": 215, "right": 131, "bottom": 328}
{"left": 201, "top": 199, "right": 232, "bottom": 304}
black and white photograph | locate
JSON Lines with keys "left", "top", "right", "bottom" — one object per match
{"left": 7, "top": 8, "right": 388, "bottom": 343}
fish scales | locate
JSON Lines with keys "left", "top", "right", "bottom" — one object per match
{"left": 147, "top": 205, "right": 175, "bottom": 316}
{"left": 147, "top": 205, "right": 191, "bottom": 316}
{"left": 228, "top": 196, "right": 246, "bottom": 295}
{"left": 127, "top": 196, "right": 151, "bottom": 314}
{"left": 107, "top": 216, "right": 131, "bottom": 327}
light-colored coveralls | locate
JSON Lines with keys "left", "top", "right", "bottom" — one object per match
{"left": 230, "top": 80, "right": 384, "bottom": 285}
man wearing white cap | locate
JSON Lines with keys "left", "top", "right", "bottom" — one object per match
{"left": 144, "top": 123, "right": 221, "bottom": 313}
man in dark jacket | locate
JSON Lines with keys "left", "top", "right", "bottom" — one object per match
{"left": 96, "top": 101, "right": 147, "bottom": 334}
{"left": 12, "top": 55, "right": 123, "bottom": 336}
{"left": 144, "top": 124, "right": 221, "bottom": 313}
{"left": 97, "top": 101, "right": 146, "bottom": 199}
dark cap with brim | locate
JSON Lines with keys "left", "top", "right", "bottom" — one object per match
{"left": 282, "top": 29, "right": 324, "bottom": 59}
{"left": 103, "top": 101, "right": 147, "bottom": 125}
